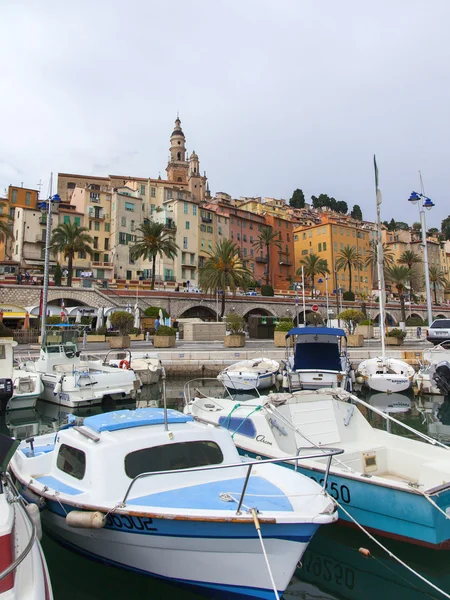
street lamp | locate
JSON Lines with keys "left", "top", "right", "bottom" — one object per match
{"left": 318, "top": 275, "right": 330, "bottom": 326}
{"left": 38, "top": 191, "right": 61, "bottom": 340}
{"left": 295, "top": 266, "right": 306, "bottom": 326}
{"left": 408, "top": 184, "right": 435, "bottom": 326}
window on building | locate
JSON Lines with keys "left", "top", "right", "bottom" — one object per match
{"left": 208, "top": 241, "right": 212, "bottom": 251}
{"left": 25, "top": 192, "right": 31, "bottom": 206}
{"left": 334, "top": 242, "right": 337, "bottom": 250}
{"left": 93, "top": 237, "right": 98, "bottom": 249}
{"left": 63, "top": 215, "right": 70, "bottom": 224}
{"left": 237, "top": 233, "right": 241, "bottom": 241}
{"left": 104, "top": 222, "right": 110, "bottom": 232}
{"left": 11, "top": 189, "right": 17, "bottom": 203}
{"left": 119, "top": 232, "right": 127, "bottom": 245}
{"left": 167, "top": 190, "right": 173, "bottom": 200}
{"left": 193, "top": 205, "right": 197, "bottom": 216}
{"left": 318, "top": 242, "right": 322, "bottom": 252}
{"left": 151, "top": 187, "right": 156, "bottom": 197}
{"left": 207, "top": 226, "right": 213, "bottom": 233}
{"left": 186, "top": 221, "right": 190, "bottom": 230}
{"left": 104, "top": 238, "right": 109, "bottom": 250}
{"left": 74, "top": 217, "right": 81, "bottom": 226}
{"left": 78, "top": 251, "right": 86, "bottom": 259}
{"left": 346, "top": 230, "right": 350, "bottom": 236}
{"left": 94, "top": 221, "right": 100, "bottom": 231}
{"left": 201, "top": 239, "right": 205, "bottom": 250}
{"left": 184, "top": 202, "right": 188, "bottom": 214}
{"left": 218, "top": 227, "right": 222, "bottom": 235}
{"left": 104, "top": 254, "right": 109, "bottom": 263}
{"left": 183, "top": 237, "right": 188, "bottom": 249}
{"left": 243, "top": 234, "right": 247, "bottom": 242}
{"left": 340, "top": 242, "right": 344, "bottom": 249}
{"left": 121, "top": 217, "right": 126, "bottom": 227}
{"left": 131, "top": 220, "right": 135, "bottom": 232}
{"left": 125, "top": 202, "right": 134, "bottom": 212}
{"left": 323, "top": 241, "right": 327, "bottom": 251}
{"left": 140, "top": 184, "right": 146, "bottom": 195}
{"left": 243, "top": 247, "right": 247, "bottom": 257}
{"left": 126, "top": 270, "right": 132, "bottom": 280}
{"left": 340, "top": 228, "right": 344, "bottom": 235}
{"left": 94, "top": 252, "right": 100, "bottom": 262}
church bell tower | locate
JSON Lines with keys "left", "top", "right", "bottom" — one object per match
{"left": 166, "top": 117, "right": 189, "bottom": 184}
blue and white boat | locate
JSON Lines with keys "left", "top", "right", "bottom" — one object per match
{"left": 186, "top": 387, "right": 450, "bottom": 550}
{"left": 283, "top": 327, "right": 352, "bottom": 392}
{"left": 218, "top": 358, "right": 280, "bottom": 391}
{"left": 10, "top": 407, "right": 339, "bottom": 599}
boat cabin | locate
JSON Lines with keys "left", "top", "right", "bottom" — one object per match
{"left": 286, "top": 327, "right": 348, "bottom": 372}
{"left": 0, "top": 339, "right": 16, "bottom": 402}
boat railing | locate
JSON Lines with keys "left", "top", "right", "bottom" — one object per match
{"left": 218, "top": 371, "right": 263, "bottom": 397}
{"left": 183, "top": 377, "right": 257, "bottom": 406}
{"left": 121, "top": 448, "right": 344, "bottom": 514}
{"left": 0, "top": 472, "right": 37, "bottom": 582}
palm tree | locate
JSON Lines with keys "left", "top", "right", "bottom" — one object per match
{"left": 365, "top": 240, "right": 395, "bottom": 287}
{"left": 399, "top": 250, "right": 421, "bottom": 297}
{"left": 50, "top": 223, "right": 94, "bottom": 287}
{"left": 130, "top": 221, "right": 179, "bottom": 290}
{"left": 335, "top": 245, "right": 363, "bottom": 293}
{"left": 252, "top": 227, "right": 282, "bottom": 286}
{"left": 385, "top": 265, "right": 411, "bottom": 323}
{"left": 297, "top": 253, "right": 330, "bottom": 298}
{"left": 428, "top": 266, "right": 448, "bottom": 305}
{"left": 199, "top": 239, "right": 253, "bottom": 317}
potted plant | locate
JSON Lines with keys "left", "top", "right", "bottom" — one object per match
{"left": 337, "top": 309, "right": 365, "bottom": 346}
{"left": 274, "top": 318, "right": 295, "bottom": 347}
{"left": 109, "top": 310, "right": 134, "bottom": 348}
{"left": 129, "top": 327, "right": 144, "bottom": 341}
{"left": 386, "top": 328, "right": 407, "bottom": 346}
{"left": 356, "top": 319, "right": 374, "bottom": 339}
{"left": 224, "top": 314, "right": 246, "bottom": 348}
{"left": 154, "top": 325, "right": 176, "bottom": 348}
{"left": 87, "top": 325, "right": 106, "bottom": 342}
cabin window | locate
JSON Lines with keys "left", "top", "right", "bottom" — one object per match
{"left": 218, "top": 416, "right": 256, "bottom": 438}
{"left": 57, "top": 444, "right": 86, "bottom": 480}
{"left": 0, "top": 345, "right": 5, "bottom": 360}
{"left": 125, "top": 441, "right": 223, "bottom": 478}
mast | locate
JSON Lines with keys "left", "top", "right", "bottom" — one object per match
{"left": 374, "top": 156, "right": 386, "bottom": 362}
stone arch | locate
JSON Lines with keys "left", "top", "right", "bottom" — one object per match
{"left": 435, "top": 314, "right": 446, "bottom": 320}
{"left": 373, "top": 312, "right": 396, "bottom": 326}
{"left": 243, "top": 307, "right": 276, "bottom": 321}
{"left": 178, "top": 305, "right": 218, "bottom": 321}
{"left": 48, "top": 297, "right": 91, "bottom": 308}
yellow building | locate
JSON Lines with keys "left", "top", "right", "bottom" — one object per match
{"left": 293, "top": 214, "right": 373, "bottom": 296}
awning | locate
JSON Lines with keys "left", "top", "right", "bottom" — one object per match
{"left": 1, "top": 312, "right": 37, "bottom": 319}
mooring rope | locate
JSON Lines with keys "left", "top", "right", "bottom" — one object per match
{"left": 251, "top": 508, "right": 280, "bottom": 600}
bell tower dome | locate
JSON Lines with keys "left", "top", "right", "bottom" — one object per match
{"left": 166, "top": 117, "right": 189, "bottom": 184}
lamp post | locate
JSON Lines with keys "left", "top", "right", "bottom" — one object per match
{"left": 295, "top": 267, "right": 306, "bottom": 326}
{"left": 318, "top": 275, "right": 330, "bottom": 326}
{"left": 38, "top": 189, "right": 61, "bottom": 341}
{"left": 408, "top": 181, "right": 435, "bottom": 327}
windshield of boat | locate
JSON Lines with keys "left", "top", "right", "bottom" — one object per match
{"left": 42, "top": 327, "right": 80, "bottom": 355}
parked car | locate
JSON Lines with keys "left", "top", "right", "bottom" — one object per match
{"left": 427, "top": 319, "right": 450, "bottom": 345}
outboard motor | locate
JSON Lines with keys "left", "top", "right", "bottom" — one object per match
{"left": 432, "top": 361, "right": 450, "bottom": 397}
{"left": 0, "top": 378, "right": 13, "bottom": 405}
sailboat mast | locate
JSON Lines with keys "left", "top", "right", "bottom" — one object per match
{"left": 374, "top": 156, "right": 386, "bottom": 361}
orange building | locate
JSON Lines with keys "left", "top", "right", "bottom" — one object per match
{"left": 263, "top": 214, "right": 295, "bottom": 290}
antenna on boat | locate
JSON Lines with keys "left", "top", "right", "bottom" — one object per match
{"left": 162, "top": 367, "right": 168, "bottom": 431}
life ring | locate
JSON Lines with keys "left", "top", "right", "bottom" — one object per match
{"left": 119, "top": 359, "right": 130, "bottom": 370}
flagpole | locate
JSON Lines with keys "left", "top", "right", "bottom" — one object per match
{"left": 374, "top": 156, "right": 386, "bottom": 363}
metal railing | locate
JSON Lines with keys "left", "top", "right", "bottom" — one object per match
{"left": 0, "top": 472, "right": 37, "bottom": 582}
{"left": 121, "top": 448, "right": 344, "bottom": 514}
{"left": 183, "top": 377, "right": 240, "bottom": 406}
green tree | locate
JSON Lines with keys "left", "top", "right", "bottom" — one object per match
{"left": 412, "top": 222, "right": 422, "bottom": 232}
{"left": 110, "top": 310, "right": 134, "bottom": 335}
{"left": 199, "top": 239, "right": 252, "bottom": 317}
{"left": 427, "top": 227, "right": 440, "bottom": 238}
{"left": 365, "top": 240, "right": 395, "bottom": 286}
{"left": 398, "top": 250, "right": 421, "bottom": 296}
{"left": 335, "top": 245, "right": 363, "bottom": 293}
{"left": 53, "top": 262, "right": 62, "bottom": 286}
{"left": 289, "top": 189, "right": 305, "bottom": 209}
{"left": 50, "top": 223, "right": 94, "bottom": 287}
{"left": 252, "top": 227, "right": 282, "bottom": 285}
{"left": 130, "top": 221, "right": 179, "bottom": 290}
{"left": 428, "top": 266, "right": 448, "bottom": 304}
{"left": 350, "top": 204, "right": 363, "bottom": 220}
{"left": 335, "top": 200, "right": 348, "bottom": 214}
{"left": 337, "top": 309, "right": 365, "bottom": 335}
{"left": 385, "top": 265, "right": 411, "bottom": 322}
{"left": 310, "top": 194, "right": 347, "bottom": 214}
{"left": 441, "top": 216, "right": 450, "bottom": 240}
{"left": 297, "top": 253, "right": 330, "bottom": 298}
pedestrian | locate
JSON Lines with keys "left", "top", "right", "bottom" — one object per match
{"left": 154, "top": 317, "right": 160, "bottom": 332}
{"left": 417, "top": 326, "right": 422, "bottom": 339}
{"left": 24, "top": 271, "right": 30, "bottom": 284}
{"left": 16, "top": 272, "right": 22, "bottom": 285}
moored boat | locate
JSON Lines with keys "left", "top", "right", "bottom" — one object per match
{"left": 414, "top": 341, "right": 450, "bottom": 395}
{"left": 10, "top": 407, "right": 339, "bottom": 599}
{"left": 185, "top": 384, "right": 450, "bottom": 549}
{"left": 104, "top": 350, "right": 163, "bottom": 385}
{"left": 218, "top": 358, "right": 279, "bottom": 391}
{"left": 0, "top": 339, "right": 42, "bottom": 411}
{"left": 357, "top": 356, "right": 414, "bottom": 393}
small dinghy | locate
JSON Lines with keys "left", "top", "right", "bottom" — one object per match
{"left": 11, "top": 407, "right": 339, "bottom": 599}
{"left": 357, "top": 357, "right": 414, "bottom": 393}
{"left": 218, "top": 358, "right": 279, "bottom": 391}
{"left": 104, "top": 351, "right": 163, "bottom": 386}
{"left": 0, "top": 434, "right": 53, "bottom": 599}
{"left": 185, "top": 382, "right": 450, "bottom": 549}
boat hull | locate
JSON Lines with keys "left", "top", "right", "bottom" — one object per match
{"left": 41, "top": 502, "right": 316, "bottom": 599}
{"left": 364, "top": 373, "right": 410, "bottom": 393}
{"left": 238, "top": 448, "right": 450, "bottom": 549}
{"left": 6, "top": 391, "right": 40, "bottom": 411}
{"left": 287, "top": 370, "right": 348, "bottom": 392}
{"left": 40, "top": 375, "right": 138, "bottom": 408}
{"left": 220, "top": 371, "right": 275, "bottom": 391}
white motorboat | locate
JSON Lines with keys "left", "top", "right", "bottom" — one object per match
{"left": 357, "top": 157, "right": 413, "bottom": 393}
{"left": 217, "top": 357, "right": 279, "bottom": 391}
{"left": 414, "top": 341, "right": 450, "bottom": 395}
{"left": 0, "top": 339, "right": 42, "bottom": 411}
{"left": 357, "top": 357, "right": 415, "bottom": 393}
{"left": 104, "top": 350, "right": 163, "bottom": 385}
{"left": 185, "top": 383, "right": 450, "bottom": 549}
{"left": 0, "top": 434, "right": 53, "bottom": 599}
{"left": 11, "top": 407, "right": 339, "bottom": 600}
{"left": 18, "top": 326, "right": 141, "bottom": 408}
{"left": 283, "top": 327, "right": 353, "bottom": 391}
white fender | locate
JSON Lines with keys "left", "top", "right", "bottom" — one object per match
{"left": 66, "top": 510, "right": 106, "bottom": 529}
{"left": 25, "top": 503, "right": 42, "bottom": 540}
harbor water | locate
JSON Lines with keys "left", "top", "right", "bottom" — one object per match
{"left": 2, "top": 378, "right": 450, "bottom": 599}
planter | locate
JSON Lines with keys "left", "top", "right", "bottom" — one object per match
{"left": 347, "top": 334, "right": 364, "bottom": 347}
{"left": 224, "top": 333, "right": 245, "bottom": 348}
{"left": 154, "top": 335, "right": 176, "bottom": 348}
{"left": 86, "top": 335, "right": 106, "bottom": 342}
{"left": 274, "top": 330, "right": 293, "bottom": 347}
{"left": 356, "top": 325, "right": 374, "bottom": 339}
{"left": 129, "top": 334, "right": 144, "bottom": 341}
{"left": 385, "top": 337, "right": 403, "bottom": 346}
{"left": 108, "top": 335, "right": 131, "bottom": 349}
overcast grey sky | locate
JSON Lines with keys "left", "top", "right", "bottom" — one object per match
{"left": 1, "top": 0, "right": 449, "bottom": 227}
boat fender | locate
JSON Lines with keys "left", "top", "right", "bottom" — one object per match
{"left": 276, "top": 373, "right": 283, "bottom": 382}
{"left": 25, "top": 503, "right": 42, "bottom": 540}
{"left": 66, "top": 510, "right": 106, "bottom": 529}
{"left": 356, "top": 376, "right": 364, "bottom": 385}
{"left": 350, "top": 369, "right": 356, "bottom": 383}
{"left": 54, "top": 376, "right": 63, "bottom": 395}
{"left": 359, "top": 547, "right": 371, "bottom": 558}
{"left": 282, "top": 370, "right": 289, "bottom": 390}
{"left": 119, "top": 359, "right": 130, "bottom": 370}
{"left": 22, "top": 487, "right": 46, "bottom": 509}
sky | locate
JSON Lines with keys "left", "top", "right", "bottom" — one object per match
{"left": 1, "top": 0, "right": 449, "bottom": 228}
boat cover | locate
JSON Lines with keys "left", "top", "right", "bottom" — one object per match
{"left": 294, "top": 342, "right": 342, "bottom": 372}
{"left": 286, "top": 327, "right": 346, "bottom": 338}
{"left": 84, "top": 408, "right": 193, "bottom": 433}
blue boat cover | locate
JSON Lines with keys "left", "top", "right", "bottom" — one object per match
{"left": 84, "top": 408, "right": 193, "bottom": 433}
{"left": 294, "top": 342, "right": 342, "bottom": 372}
{"left": 286, "top": 327, "right": 346, "bottom": 338}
